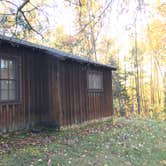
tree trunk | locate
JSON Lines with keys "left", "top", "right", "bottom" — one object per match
{"left": 134, "top": 18, "right": 141, "bottom": 114}
{"left": 164, "top": 72, "right": 166, "bottom": 112}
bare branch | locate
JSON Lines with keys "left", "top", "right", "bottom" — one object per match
{"left": 75, "top": 0, "right": 114, "bottom": 35}
{"left": 0, "top": 0, "right": 44, "bottom": 38}
{"left": 0, "top": 0, "right": 18, "bottom": 7}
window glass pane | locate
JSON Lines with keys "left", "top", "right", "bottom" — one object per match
{"left": 0, "top": 58, "right": 19, "bottom": 101}
{"left": 9, "top": 90, "right": 16, "bottom": 100}
{"left": 9, "top": 80, "right": 16, "bottom": 90}
{"left": 8, "top": 60, "right": 14, "bottom": 69}
{"left": 1, "top": 90, "right": 8, "bottom": 100}
{"left": 1, "top": 59, "right": 9, "bottom": 79}
{"left": 0, "top": 80, "right": 9, "bottom": 90}
{"left": 1, "top": 60, "right": 8, "bottom": 68}
{"left": 88, "top": 72, "right": 103, "bottom": 90}
{"left": 0, "top": 68, "right": 8, "bottom": 79}
{"left": 96, "top": 74, "right": 102, "bottom": 89}
{"left": 9, "top": 69, "right": 15, "bottom": 79}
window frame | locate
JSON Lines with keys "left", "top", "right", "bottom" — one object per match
{"left": 0, "top": 55, "right": 20, "bottom": 103}
{"left": 87, "top": 70, "right": 104, "bottom": 92}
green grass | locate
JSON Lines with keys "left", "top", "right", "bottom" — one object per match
{"left": 0, "top": 117, "right": 166, "bottom": 166}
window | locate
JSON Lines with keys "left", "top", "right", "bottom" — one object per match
{"left": 0, "top": 58, "right": 19, "bottom": 101}
{"left": 88, "top": 71, "right": 103, "bottom": 91}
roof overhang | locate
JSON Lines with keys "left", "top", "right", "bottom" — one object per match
{"left": 0, "top": 35, "right": 116, "bottom": 70}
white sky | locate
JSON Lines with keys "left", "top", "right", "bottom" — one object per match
{"left": 46, "top": 0, "right": 161, "bottom": 54}
{"left": 6, "top": 0, "right": 163, "bottom": 46}
{"left": 4, "top": 0, "right": 164, "bottom": 63}
{"left": 46, "top": 0, "right": 133, "bottom": 59}
{"left": 46, "top": 1, "right": 75, "bottom": 35}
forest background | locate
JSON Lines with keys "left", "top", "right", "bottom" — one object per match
{"left": 0, "top": 0, "right": 165, "bottom": 119}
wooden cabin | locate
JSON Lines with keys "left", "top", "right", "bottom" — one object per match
{"left": 0, "top": 35, "right": 116, "bottom": 133}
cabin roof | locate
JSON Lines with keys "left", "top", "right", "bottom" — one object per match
{"left": 0, "top": 35, "right": 116, "bottom": 70}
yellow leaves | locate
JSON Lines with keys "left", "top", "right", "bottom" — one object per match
{"left": 80, "top": 0, "right": 87, "bottom": 6}
{"left": 147, "top": 19, "right": 166, "bottom": 52}
{"left": 79, "top": 0, "right": 98, "bottom": 9}
{"left": 158, "top": 2, "right": 166, "bottom": 17}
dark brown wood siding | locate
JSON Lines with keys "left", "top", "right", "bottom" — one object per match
{"left": 40, "top": 57, "right": 60, "bottom": 126}
{"left": 59, "top": 60, "right": 113, "bottom": 126}
{"left": 0, "top": 43, "right": 113, "bottom": 133}
{"left": 0, "top": 44, "right": 46, "bottom": 132}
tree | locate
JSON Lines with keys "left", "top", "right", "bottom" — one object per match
{"left": 0, "top": 0, "right": 50, "bottom": 39}
{"left": 65, "top": 0, "right": 114, "bottom": 60}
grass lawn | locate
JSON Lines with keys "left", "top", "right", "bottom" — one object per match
{"left": 0, "top": 117, "right": 166, "bottom": 166}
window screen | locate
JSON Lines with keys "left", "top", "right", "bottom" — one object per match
{"left": 0, "top": 58, "right": 19, "bottom": 101}
{"left": 88, "top": 71, "right": 103, "bottom": 90}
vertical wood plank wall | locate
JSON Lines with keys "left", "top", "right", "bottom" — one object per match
{"left": 40, "top": 57, "right": 60, "bottom": 126}
{"left": 59, "top": 60, "right": 113, "bottom": 126}
{"left": 0, "top": 43, "right": 113, "bottom": 133}
{"left": 0, "top": 44, "right": 46, "bottom": 132}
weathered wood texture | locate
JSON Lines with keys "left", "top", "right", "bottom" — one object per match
{"left": 0, "top": 44, "right": 45, "bottom": 132}
{"left": 59, "top": 60, "right": 113, "bottom": 126}
{"left": 0, "top": 43, "right": 113, "bottom": 133}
